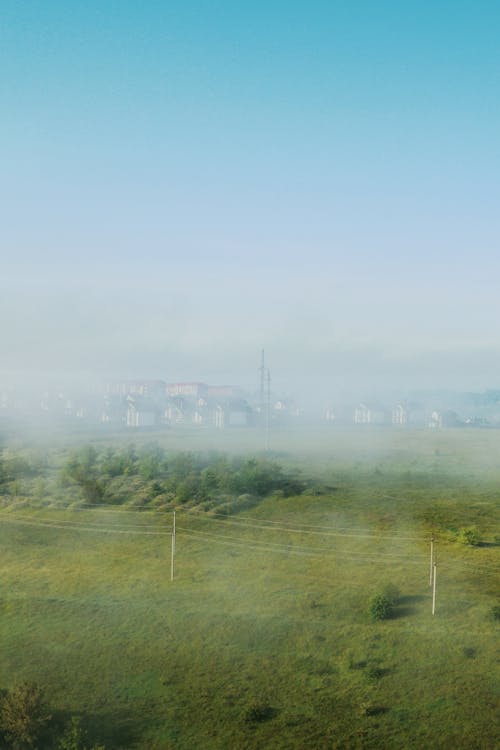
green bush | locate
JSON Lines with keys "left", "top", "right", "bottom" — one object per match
{"left": 58, "top": 716, "right": 105, "bottom": 750}
{"left": 366, "top": 665, "right": 385, "bottom": 680}
{"left": 369, "top": 594, "right": 393, "bottom": 621}
{"left": 243, "top": 700, "right": 276, "bottom": 723}
{"left": 458, "top": 527, "right": 481, "bottom": 546}
{"left": 368, "top": 584, "right": 400, "bottom": 621}
{"left": 0, "top": 682, "right": 51, "bottom": 749}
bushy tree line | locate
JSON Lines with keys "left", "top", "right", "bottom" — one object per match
{"left": 0, "top": 446, "right": 49, "bottom": 501}
{"left": 61, "top": 445, "right": 307, "bottom": 510}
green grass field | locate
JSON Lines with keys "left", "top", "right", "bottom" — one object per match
{"left": 0, "top": 427, "right": 499, "bottom": 748}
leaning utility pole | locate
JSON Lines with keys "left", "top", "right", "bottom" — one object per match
{"left": 432, "top": 559, "right": 437, "bottom": 615}
{"left": 170, "top": 510, "right": 176, "bottom": 581}
{"left": 429, "top": 534, "right": 435, "bottom": 586}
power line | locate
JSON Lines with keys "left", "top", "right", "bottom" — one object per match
{"left": 1, "top": 514, "right": 497, "bottom": 577}
{"left": 176, "top": 509, "right": 428, "bottom": 542}
{"left": 175, "top": 525, "right": 427, "bottom": 562}
{"left": 0, "top": 516, "right": 169, "bottom": 536}
{"left": 175, "top": 506, "right": 428, "bottom": 540}
{"left": 1, "top": 512, "right": 170, "bottom": 531}
{"left": 0, "top": 514, "right": 424, "bottom": 561}
{"left": 14, "top": 501, "right": 498, "bottom": 539}
{"left": 4, "top": 502, "right": 429, "bottom": 540}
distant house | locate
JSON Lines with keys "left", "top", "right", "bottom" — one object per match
{"left": 101, "top": 394, "right": 127, "bottom": 425}
{"left": 273, "top": 398, "right": 300, "bottom": 416}
{"left": 464, "top": 416, "right": 489, "bottom": 427}
{"left": 429, "top": 409, "right": 460, "bottom": 429}
{"left": 126, "top": 395, "right": 159, "bottom": 428}
{"left": 106, "top": 380, "right": 166, "bottom": 398}
{"left": 212, "top": 399, "right": 252, "bottom": 428}
{"left": 391, "top": 402, "right": 427, "bottom": 427}
{"left": 72, "top": 395, "right": 103, "bottom": 423}
{"left": 392, "top": 403, "right": 408, "bottom": 426}
{"left": 354, "top": 403, "right": 387, "bottom": 425}
{"left": 163, "top": 398, "right": 186, "bottom": 425}
{"left": 206, "top": 385, "right": 242, "bottom": 399}
{"left": 166, "top": 382, "right": 207, "bottom": 398}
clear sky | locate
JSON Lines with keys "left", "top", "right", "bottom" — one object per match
{"left": 2, "top": 1, "right": 500, "bottom": 398}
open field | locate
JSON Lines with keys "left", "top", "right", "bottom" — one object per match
{"left": 0, "top": 427, "right": 499, "bottom": 748}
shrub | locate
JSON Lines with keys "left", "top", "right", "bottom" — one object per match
{"left": 458, "top": 527, "right": 481, "bottom": 546}
{"left": 360, "top": 703, "right": 388, "bottom": 717}
{"left": 0, "top": 682, "right": 51, "bottom": 749}
{"left": 369, "top": 594, "right": 393, "bottom": 621}
{"left": 368, "top": 584, "right": 400, "bottom": 621}
{"left": 57, "top": 716, "right": 105, "bottom": 750}
{"left": 491, "top": 604, "right": 500, "bottom": 621}
{"left": 243, "top": 701, "right": 276, "bottom": 723}
{"left": 366, "top": 665, "right": 385, "bottom": 680}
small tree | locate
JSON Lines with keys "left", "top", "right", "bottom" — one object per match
{"left": 58, "top": 716, "right": 105, "bottom": 750}
{"left": 368, "top": 585, "right": 400, "bottom": 621}
{"left": 0, "top": 682, "right": 51, "bottom": 749}
{"left": 369, "top": 593, "right": 393, "bottom": 621}
{"left": 458, "top": 527, "right": 481, "bottom": 546}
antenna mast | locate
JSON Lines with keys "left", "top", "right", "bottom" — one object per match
{"left": 259, "top": 349, "right": 265, "bottom": 424}
{"left": 266, "top": 367, "right": 271, "bottom": 452}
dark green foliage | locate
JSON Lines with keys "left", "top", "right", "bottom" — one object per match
{"left": 63, "top": 449, "right": 105, "bottom": 504}
{"left": 176, "top": 473, "right": 206, "bottom": 503}
{"left": 56, "top": 447, "right": 309, "bottom": 512}
{"left": 99, "top": 448, "right": 130, "bottom": 478}
{"left": 369, "top": 594, "right": 393, "bottom": 621}
{"left": 368, "top": 584, "right": 400, "bottom": 621}
{"left": 58, "top": 717, "right": 85, "bottom": 750}
{"left": 169, "top": 452, "right": 196, "bottom": 482}
{"left": 57, "top": 717, "right": 105, "bottom": 750}
{"left": 0, "top": 450, "right": 11, "bottom": 486}
{"left": 243, "top": 701, "right": 276, "bottom": 723}
{"left": 458, "top": 527, "right": 481, "bottom": 546}
{"left": 360, "top": 703, "right": 389, "bottom": 717}
{"left": 366, "top": 665, "right": 385, "bottom": 680}
{"left": 368, "top": 585, "right": 400, "bottom": 621}
{"left": 0, "top": 682, "right": 51, "bottom": 749}
{"left": 4, "top": 457, "right": 35, "bottom": 480}
{"left": 491, "top": 604, "right": 500, "bottom": 621}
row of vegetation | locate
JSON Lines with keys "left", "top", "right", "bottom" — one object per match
{"left": 0, "top": 444, "right": 312, "bottom": 514}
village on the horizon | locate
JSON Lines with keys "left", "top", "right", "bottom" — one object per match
{"left": 2, "top": 374, "right": 500, "bottom": 432}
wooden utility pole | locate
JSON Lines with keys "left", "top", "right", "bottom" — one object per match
{"left": 432, "top": 560, "right": 437, "bottom": 615}
{"left": 170, "top": 510, "right": 176, "bottom": 581}
{"left": 429, "top": 534, "right": 435, "bottom": 586}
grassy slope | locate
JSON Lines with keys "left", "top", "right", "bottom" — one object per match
{"left": 0, "top": 427, "right": 499, "bottom": 749}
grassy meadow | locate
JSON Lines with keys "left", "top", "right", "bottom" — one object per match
{"left": 0, "top": 426, "right": 499, "bottom": 748}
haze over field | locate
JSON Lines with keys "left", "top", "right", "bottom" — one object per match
{"left": 2, "top": 2, "right": 500, "bottom": 400}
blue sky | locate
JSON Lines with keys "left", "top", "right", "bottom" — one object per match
{"left": 2, "top": 1, "right": 500, "bottom": 396}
